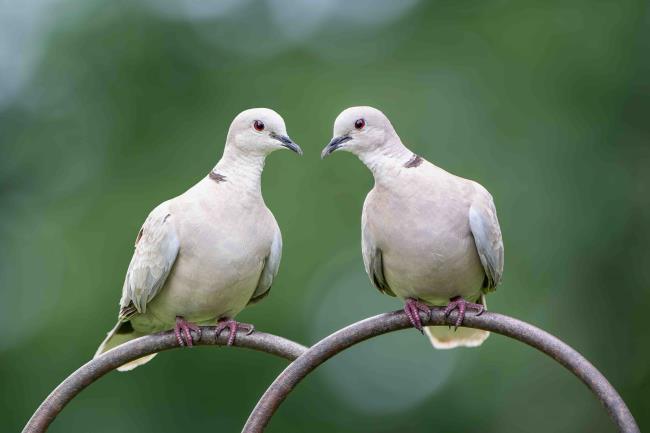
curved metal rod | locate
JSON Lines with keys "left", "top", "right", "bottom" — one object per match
{"left": 23, "top": 327, "right": 308, "bottom": 433}
{"left": 243, "top": 310, "right": 639, "bottom": 433}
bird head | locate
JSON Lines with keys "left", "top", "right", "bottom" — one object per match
{"left": 321, "top": 106, "right": 397, "bottom": 159}
{"left": 227, "top": 108, "right": 302, "bottom": 156}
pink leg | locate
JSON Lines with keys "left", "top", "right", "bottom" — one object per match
{"left": 215, "top": 318, "right": 255, "bottom": 346}
{"left": 174, "top": 316, "right": 201, "bottom": 347}
{"left": 443, "top": 296, "right": 484, "bottom": 330}
{"left": 403, "top": 298, "right": 431, "bottom": 333}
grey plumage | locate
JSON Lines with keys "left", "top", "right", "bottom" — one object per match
{"left": 469, "top": 193, "right": 504, "bottom": 291}
{"left": 119, "top": 206, "right": 179, "bottom": 318}
{"left": 323, "top": 106, "right": 504, "bottom": 349}
{"left": 95, "top": 108, "right": 301, "bottom": 370}
{"left": 249, "top": 228, "right": 283, "bottom": 304}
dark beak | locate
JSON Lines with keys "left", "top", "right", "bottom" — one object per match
{"left": 271, "top": 132, "right": 303, "bottom": 155}
{"left": 321, "top": 135, "right": 352, "bottom": 159}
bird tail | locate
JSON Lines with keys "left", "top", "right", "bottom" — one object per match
{"left": 424, "top": 294, "right": 490, "bottom": 349}
{"left": 94, "top": 321, "right": 157, "bottom": 372}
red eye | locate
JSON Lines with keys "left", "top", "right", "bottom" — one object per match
{"left": 354, "top": 118, "right": 365, "bottom": 130}
{"left": 253, "top": 120, "right": 265, "bottom": 131}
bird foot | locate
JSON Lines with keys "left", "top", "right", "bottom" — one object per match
{"left": 174, "top": 316, "right": 202, "bottom": 347}
{"left": 403, "top": 298, "right": 431, "bottom": 333}
{"left": 215, "top": 319, "right": 255, "bottom": 346}
{"left": 443, "top": 296, "right": 484, "bottom": 330}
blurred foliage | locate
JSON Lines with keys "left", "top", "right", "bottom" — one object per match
{"left": 1, "top": 0, "right": 649, "bottom": 432}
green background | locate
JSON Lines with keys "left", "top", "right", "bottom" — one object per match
{"left": 1, "top": 0, "right": 649, "bottom": 432}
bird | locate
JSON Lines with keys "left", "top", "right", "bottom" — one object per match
{"left": 95, "top": 108, "right": 302, "bottom": 371}
{"left": 321, "top": 106, "right": 504, "bottom": 349}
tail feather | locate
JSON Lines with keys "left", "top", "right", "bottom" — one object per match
{"left": 95, "top": 321, "right": 157, "bottom": 372}
{"left": 425, "top": 326, "right": 489, "bottom": 349}
{"left": 425, "top": 294, "right": 489, "bottom": 349}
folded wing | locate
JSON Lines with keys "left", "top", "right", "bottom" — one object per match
{"left": 469, "top": 185, "right": 504, "bottom": 292}
{"left": 248, "top": 225, "right": 282, "bottom": 305}
{"left": 119, "top": 203, "right": 180, "bottom": 319}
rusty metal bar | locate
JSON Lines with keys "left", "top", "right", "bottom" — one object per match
{"left": 22, "top": 328, "right": 308, "bottom": 433}
{"left": 242, "top": 310, "right": 639, "bottom": 433}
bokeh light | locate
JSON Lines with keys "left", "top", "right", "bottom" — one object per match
{"left": 1, "top": 0, "right": 648, "bottom": 432}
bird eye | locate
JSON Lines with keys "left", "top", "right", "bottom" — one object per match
{"left": 354, "top": 118, "right": 365, "bottom": 130}
{"left": 253, "top": 120, "right": 265, "bottom": 131}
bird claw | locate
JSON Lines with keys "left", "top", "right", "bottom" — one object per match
{"left": 215, "top": 319, "right": 255, "bottom": 346}
{"left": 443, "top": 296, "right": 484, "bottom": 330}
{"left": 403, "top": 298, "right": 431, "bottom": 333}
{"left": 174, "top": 316, "right": 201, "bottom": 347}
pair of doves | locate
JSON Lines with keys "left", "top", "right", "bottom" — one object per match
{"left": 95, "top": 107, "right": 504, "bottom": 371}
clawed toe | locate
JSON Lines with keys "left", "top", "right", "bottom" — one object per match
{"left": 443, "top": 296, "right": 484, "bottom": 330}
{"left": 174, "top": 316, "right": 201, "bottom": 347}
{"left": 215, "top": 319, "right": 255, "bottom": 346}
{"left": 404, "top": 298, "right": 431, "bottom": 333}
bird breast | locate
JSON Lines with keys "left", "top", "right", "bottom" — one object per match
{"left": 145, "top": 182, "right": 274, "bottom": 325}
{"left": 364, "top": 180, "right": 484, "bottom": 304}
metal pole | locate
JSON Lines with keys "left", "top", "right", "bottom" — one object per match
{"left": 243, "top": 310, "right": 639, "bottom": 433}
{"left": 22, "top": 328, "right": 308, "bottom": 433}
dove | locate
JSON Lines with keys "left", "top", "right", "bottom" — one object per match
{"left": 95, "top": 108, "right": 302, "bottom": 371}
{"left": 321, "top": 106, "right": 503, "bottom": 349}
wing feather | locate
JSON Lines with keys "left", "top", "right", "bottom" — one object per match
{"left": 248, "top": 225, "right": 282, "bottom": 305}
{"left": 118, "top": 203, "right": 179, "bottom": 319}
{"left": 362, "top": 209, "right": 396, "bottom": 297}
{"left": 469, "top": 185, "right": 504, "bottom": 292}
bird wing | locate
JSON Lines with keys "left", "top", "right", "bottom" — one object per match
{"left": 119, "top": 203, "right": 180, "bottom": 320}
{"left": 468, "top": 184, "right": 504, "bottom": 292}
{"left": 248, "top": 224, "right": 282, "bottom": 305}
{"left": 362, "top": 207, "right": 396, "bottom": 297}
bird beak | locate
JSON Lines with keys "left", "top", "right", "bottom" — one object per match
{"left": 271, "top": 132, "right": 303, "bottom": 155}
{"left": 321, "top": 135, "right": 352, "bottom": 159}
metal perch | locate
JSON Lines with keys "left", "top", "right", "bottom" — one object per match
{"left": 22, "top": 328, "right": 308, "bottom": 433}
{"left": 22, "top": 311, "right": 639, "bottom": 433}
{"left": 242, "top": 309, "right": 639, "bottom": 433}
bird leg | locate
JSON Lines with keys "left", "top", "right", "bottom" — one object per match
{"left": 174, "top": 316, "right": 202, "bottom": 347}
{"left": 443, "top": 296, "right": 484, "bottom": 330}
{"left": 215, "top": 318, "right": 255, "bottom": 346}
{"left": 403, "top": 298, "right": 431, "bottom": 333}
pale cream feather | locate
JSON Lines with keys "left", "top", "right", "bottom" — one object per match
{"left": 94, "top": 108, "right": 292, "bottom": 370}
{"left": 331, "top": 106, "right": 504, "bottom": 350}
